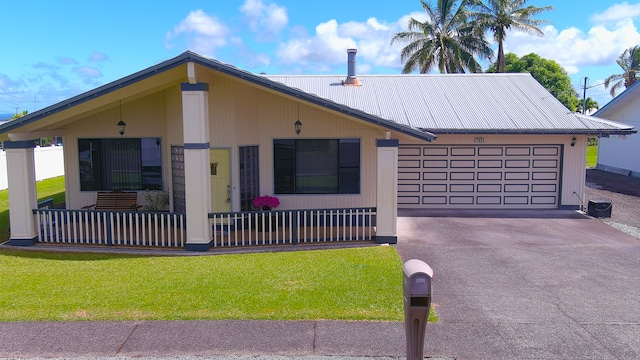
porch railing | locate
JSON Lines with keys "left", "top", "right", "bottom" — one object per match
{"left": 32, "top": 209, "right": 186, "bottom": 248}
{"left": 208, "top": 207, "right": 376, "bottom": 247}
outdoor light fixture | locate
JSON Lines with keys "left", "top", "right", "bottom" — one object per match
{"left": 117, "top": 120, "right": 126, "bottom": 136}
{"left": 294, "top": 120, "right": 302, "bottom": 135}
{"left": 571, "top": 137, "right": 576, "bottom": 147}
{"left": 117, "top": 101, "right": 126, "bottom": 136}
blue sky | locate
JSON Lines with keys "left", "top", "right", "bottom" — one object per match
{"left": 2, "top": 0, "right": 640, "bottom": 116}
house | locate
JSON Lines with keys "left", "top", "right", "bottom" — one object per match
{"left": 593, "top": 81, "right": 640, "bottom": 177}
{"left": 0, "top": 50, "right": 634, "bottom": 250}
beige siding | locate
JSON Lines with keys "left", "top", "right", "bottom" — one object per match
{"left": 206, "top": 75, "right": 380, "bottom": 210}
{"left": 64, "top": 91, "right": 169, "bottom": 209}
{"left": 63, "top": 70, "right": 384, "bottom": 211}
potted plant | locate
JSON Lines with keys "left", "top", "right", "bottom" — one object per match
{"left": 251, "top": 195, "right": 280, "bottom": 232}
{"left": 252, "top": 195, "right": 280, "bottom": 211}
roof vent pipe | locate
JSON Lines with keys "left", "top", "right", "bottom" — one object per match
{"left": 344, "top": 49, "right": 362, "bottom": 86}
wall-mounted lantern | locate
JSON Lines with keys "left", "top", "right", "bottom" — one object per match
{"left": 117, "top": 120, "right": 127, "bottom": 136}
{"left": 294, "top": 120, "right": 302, "bottom": 135}
{"left": 571, "top": 137, "right": 576, "bottom": 147}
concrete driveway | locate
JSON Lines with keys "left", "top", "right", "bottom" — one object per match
{"left": 395, "top": 209, "right": 640, "bottom": 360}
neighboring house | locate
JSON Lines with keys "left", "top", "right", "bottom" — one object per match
{"left": 593, "top": 81, "right": 640, "bottom": 177}
{"left": 0, "top": 50, "right": 634, "bottom": 250}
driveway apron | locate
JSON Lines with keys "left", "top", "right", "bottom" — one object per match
{"left": 395, "top": 210, "right": 640, "bottom": 360}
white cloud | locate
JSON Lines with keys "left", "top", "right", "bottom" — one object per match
{"left": 73, "top": 66, "right": 102, "bottom": 78}
{"left": 88, "top": 52, "right": 109, "bottom": 62}
{"left": 240, "top": 0, "right": 288, "bottom": 41}
{"left": 165, "top": 10, "right": 230, "bottom": 55}
{"left": 503, "top": 19, "right": 640, "bottom": 74}
{"left": 276, "top": 16, "right": 407, "bottom": 73}
{"left": 591, "top": 2, "right": 640, "bottom": 23}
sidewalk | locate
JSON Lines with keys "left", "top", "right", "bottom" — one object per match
{"left": 0, "top": 320, "right": 415, "bottom": 359}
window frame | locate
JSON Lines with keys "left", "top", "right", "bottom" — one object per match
{"left": 273, "top": 138, "right": 361, "bottom": 195}
{"left": 78, "top": 137, "right": 163, "bottom": 192}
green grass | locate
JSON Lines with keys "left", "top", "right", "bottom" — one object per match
{"left": 0, "top": 246, "right": 438, "bottom": 322}
{"left": 0, "top": 175, "right": 438, "bottom": 323}
{"left": 586, "top": 145, "right": 597, "bottom": 168}
{"left": 0, "top": 176, "right": 66, "bottom": 241}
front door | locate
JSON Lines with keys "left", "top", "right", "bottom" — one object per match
{"left": 210, "top": 148, "right": 231, "bottom": 213}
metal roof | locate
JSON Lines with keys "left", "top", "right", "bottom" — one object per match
{"left": 263, "top": 73, "right": 636, "bottom": 135}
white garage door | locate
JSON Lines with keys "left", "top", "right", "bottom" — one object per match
{"left": 398, "top": 145, "right": 561, "bottom": 209}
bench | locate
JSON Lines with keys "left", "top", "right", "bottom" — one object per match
{"left": 82, "top": 191, "right": 142, "bottom": 211}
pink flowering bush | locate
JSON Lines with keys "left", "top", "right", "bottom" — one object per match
{"left": 253, "top": 195, "right": 280, "bottom": 210}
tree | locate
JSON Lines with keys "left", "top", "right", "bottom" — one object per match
{"left": 488, "top": 53, "right": 580, "bottom": 111}
{"left": 9, "top": 110, "right": 28, "bottom": 120}
{"left": 576, "top": 97, "right": 599, "bottom": 114}
{"left": 391, "top": 0, "right": 493, "bottom": 74}
{"left": 604, "top": 45, "right": 640, "bottom": 97}
{"left": 470, "top": 0, "right": 553, "bottom": 73}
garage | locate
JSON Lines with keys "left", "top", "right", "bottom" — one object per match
{"left": 398, "top": 144, "right": 562, "bottom": 209}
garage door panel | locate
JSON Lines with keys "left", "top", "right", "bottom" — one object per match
{"left": 477, "top": 184, "right": 501, "bottom": 192}
{"left": 451, "top": 147, "right": 475, "bottom": 156}
{"left": 478, "top": 159, "right": 502, "bottom": 168}
{"left": 423, "top": 196, "right": 447, "bottom": 204}
{"left": 506, "top": 147, "right": 531, "bottom": 156}
{"left": 479, "top": 147, "right": 504, "bottom": 156}
{"left": 477, "top": 196, "right": 501, "bottom": 204}
{"left": 505, "top": 159, "right": 531, "bottom": 168}
{"left": 424, "top": 147, "right": 448, "bottom": 156}
{"left": 451, "top": 172, "right": 474, "bottom": 180}
{"left": 478, "top": 172, "right": 503, "bottom": 180}
{"left": 399, "top": 144, "right": 561, "bottom": 209}
{"left": 424, "top": 172, "right": 447, "bottom": 180}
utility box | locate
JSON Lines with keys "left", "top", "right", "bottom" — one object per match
{"left": 588, "top": 200, "right": 612, "bottom": 218}
{"left": 403, "top": 259, "right": 434, "bottom": 360}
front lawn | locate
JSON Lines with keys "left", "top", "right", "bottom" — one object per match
{"left": 0, "top": 246, "right": 428, "bottom": 322}
{"left": 0, "top": 176, "right": 65, "bottom": 241}
{"left": 586, "top": 145, "right": 597, "bottom": 168}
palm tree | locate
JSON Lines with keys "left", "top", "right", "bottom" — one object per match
{"left": 604, "top": 45, "right": 640, "bottom": 97}
{"left": 470, "top": 0, "right": 553, "bottom": 73}
{"left": 391, "top": 0, "right": 493, "bottom": 74}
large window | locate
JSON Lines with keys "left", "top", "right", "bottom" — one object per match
{"left": 273, "top": 139, "right": 360, "bottom": 194}
{"left": 79, "top": 138, "right": 162, "bottom": 191}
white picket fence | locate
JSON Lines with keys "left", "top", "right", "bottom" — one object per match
{"left": 0, "top": 146, "right": 65, "bottom": 189}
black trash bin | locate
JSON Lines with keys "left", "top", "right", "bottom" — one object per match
{"left": 588, "top": 200, "right": 612, "bottom": 218}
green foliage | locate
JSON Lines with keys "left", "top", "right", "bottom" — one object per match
{"left": 391, "top": 0, "right": 493, "bottom": 74}
{"left": 469, "top": 0, "right": 554, "bottom": 73}
{"left": 487, "top": 52, "right": 580, "bottom": 111}
{"left": 604, "top": 45, "right": 640, "bottom": 97}
{"left": 9, "top": 110, "right": 28, "bottom": 120}
{"left": 586, "top": 144, "right": 597, "bottom": 168}
{"left": 0, "top": 246, "right": 415, "bottom": 322}
{"left": 576, "top": 97, "right": 600, "bottom": 114}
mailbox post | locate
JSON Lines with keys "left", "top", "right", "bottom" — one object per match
{"left": 403, "top": 259, "right": 434, "bottom": 360}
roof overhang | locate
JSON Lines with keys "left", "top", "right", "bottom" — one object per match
{"left": 0, "top": 51, "right": 436, "bottom": 143}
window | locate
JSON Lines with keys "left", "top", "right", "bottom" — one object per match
{"left": 79, "top": 138, "right": 162, "bottom": 191}
{"left": 273, "top": 139, "right": 360, "bottom": 194}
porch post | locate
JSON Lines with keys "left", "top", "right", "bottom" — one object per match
{"left": 5, "top": 141, "right": 38, "bottom": 246}
{"left": 376, "top": 139, "right": 398, "bottom": 244}
{"left": 181, "top": 82, "right": 212, "bottom": 251}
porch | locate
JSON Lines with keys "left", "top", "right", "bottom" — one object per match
{"left": 31, "top": 206, "right": 377, "bottom": 249}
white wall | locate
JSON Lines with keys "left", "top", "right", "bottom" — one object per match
{"left": 0, "top": 146, "right": 65, "bottom": 190}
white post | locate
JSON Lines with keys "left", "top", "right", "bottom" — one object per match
{"left": 181, "top": 83, "right": 212, "bottom": 251}
{"left": 376, "top": 139, "right": 398, "bottom": 243}
{"left": 5, "top": 141, "right": 38, "bottom": 245}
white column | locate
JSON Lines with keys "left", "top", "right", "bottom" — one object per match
{"left": 376, "top": 139, "right": 398, "bottom": 244}
{"left": 181, "top": 83, "right": 212, "bottom": 251}
{"left": 5, "top": 141, "right": 38, "bottom": 245}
